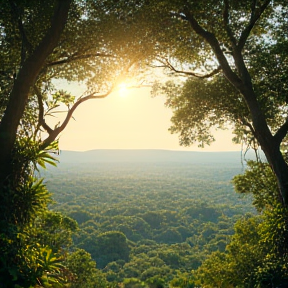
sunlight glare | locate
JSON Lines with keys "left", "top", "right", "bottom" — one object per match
{"left": 118, "top": 83, "right": 128, "bottom": 97}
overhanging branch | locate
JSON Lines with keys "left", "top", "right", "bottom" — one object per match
{"left": 182, "top": 8, "right": 243, "bottom": 89}
{"left": 154, "top": 58, "right": 221, "bottom": 78}
{"left": 46, "top": 52, "right": 116, "bottom": 67}
{"left": 39, "top": 89, "right": 112, "bottom": 150}
{"left": 40, "top": 59, "right": 137, "bottom": 150}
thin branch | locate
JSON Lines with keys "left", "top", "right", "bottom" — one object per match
{"left": 34, "top": 85, "right": 54, "bottom": 134}
{"left": 238, "top": 0, "right": 271, "bottom": 51}
{"left": 274, "top": 118, "right": 288, "bottom": 146}
{"left": 46, "top": 52, "right": 116, "bottom": 67}
{"left": 39, "top": 89, "right": 112, "bottom": 150}
{"left": 241, "top": 117, "right": 256, "bottom": 138}
{"left": 40, "top": 60, "right": 137, "bottom": 149}
{"left": 127, "top": 84, "right": 152, "bottom": 89}
{"left": 182, "top": 8, "right": 243, "bottom": 89}
{"left": 154, "top": 58, "right": 221, "bottom": 78}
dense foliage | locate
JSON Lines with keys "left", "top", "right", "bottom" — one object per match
{"left": 0, "top": 1, "right": 140, "bottom": 286}
{"left": 130, "top": 0, "right": 288, "bottom": 206}
{"left": 43, "top": 161, "right": 252, "bottom": 286}
{"left": 44, "top": 160, "right": 288, "bottom": 287}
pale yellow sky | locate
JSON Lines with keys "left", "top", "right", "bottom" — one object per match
{"left": 48, "top": 83, "right": 241, "bottom": 152}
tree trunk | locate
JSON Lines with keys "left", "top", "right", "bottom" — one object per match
{"left": 222, "top": 47, "right": 288, "bottom": 207}
{"left": 0, "top": 0, "right": 71, "bottom": 187}
{"left": 260, "top": 140, "right": 288, "bottom": 206}
{"left": 236, "top": 85, "right": 288, "bottom": 206}
{"left": 230, "top": 76, "right": 288, "bottom": 206}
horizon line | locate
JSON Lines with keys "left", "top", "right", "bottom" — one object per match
{"left": 60, "top": 148, "right": 243, "bottom": 153}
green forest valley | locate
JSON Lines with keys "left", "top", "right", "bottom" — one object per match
{"left": 36, "top": 150, "right": 285, "bottom": 287}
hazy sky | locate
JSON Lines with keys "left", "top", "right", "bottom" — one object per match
{"left": 49, "top": 83, "right": 241, "bottom": 152}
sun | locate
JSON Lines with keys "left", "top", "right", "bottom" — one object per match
{"left": 118, "top": 83, "right": 128, "bottom": 97}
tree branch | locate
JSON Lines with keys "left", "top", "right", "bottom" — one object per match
{"left": 154, "top": 58, "right": 221, "bottom": 78}
{"left": 40, "top": 60, "right": 141, "bottom": 149}
{"left": 241, "top": 117, "right": 256, "bottom": 138}
{"left": 39, "top": 89, "right": 112, "bottom": 150}
{"left": 182, "top": 5, "right": 274, "bottom": 155}
{"left": 238, "top": 0, "right": 271, "bottom": 51}
{"left": 182, "top": 8, "right": 243, "bottom": 89}
{"left": 40, "top": 59, "right": 137, "bottom": 149}
{"left": 274, "top": 118, "right": 288, "bottom": 146}
{"left": 33, "top": 85, "right": 54, "bottom": 134}
{"left": 46, "top": 52, "right": 116, "bottom": 67}
{"left": 0, "top": 0, "right": 72, "bottom": 181}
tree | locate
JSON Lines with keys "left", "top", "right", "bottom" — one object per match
{"left": 93, "top": 231, "right": 130, "bottom": 269}
{"left": 0, "top": 1, "right": 143, "bottom": 285}
{"left": 0, "top": 0, "right": 143, "bottom": 204}
{"left": 195, "top": 207, "right": 288, "bottom": 288}
{"left": 0, "top": 0, "right": 71, "bottom": 184}
{"left": 186, "top": 160, "right": 288, "bottom": 287}
{"left": 233, "top": 160, "right": 279, "bottom": 211}
{"left": 126, "top": 0, "right": 288, "bottom": 206}
{"left": 65, "top": 249, "right": 108, "bottom": 288}
{"left": 32, "top": 211, "right": 78, "bottom": 252}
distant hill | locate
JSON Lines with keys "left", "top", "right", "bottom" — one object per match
{"left": 57, "top": 149, "right": 256, "bottom": 164}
